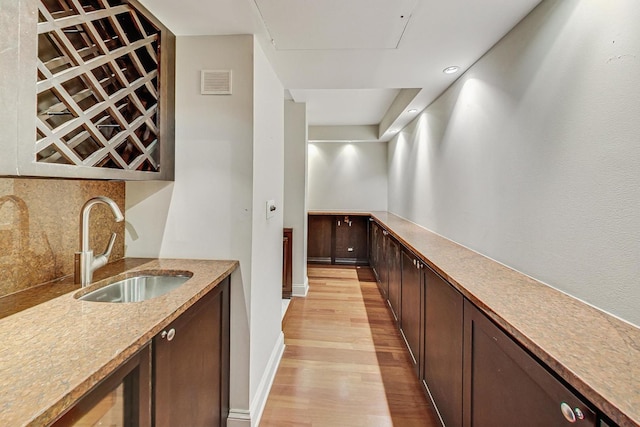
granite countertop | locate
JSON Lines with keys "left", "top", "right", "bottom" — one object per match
{"left": 358, "top": 211, "right": 639, "bottom": 427}
{"left": 0, "top": 258, "right": 238, "bottom": 426}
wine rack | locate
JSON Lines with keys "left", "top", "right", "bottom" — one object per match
{"left": 35, "top": 0, "right": 166, "bottom": 173}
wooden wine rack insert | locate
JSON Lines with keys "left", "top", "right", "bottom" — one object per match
{"left": 36, "top": 0, "right": 162, "bottom": 172}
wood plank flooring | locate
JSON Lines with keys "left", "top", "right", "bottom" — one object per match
{"left": 260, "top": 265, "right": 440, "bottom": 427}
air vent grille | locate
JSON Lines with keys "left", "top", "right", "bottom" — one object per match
{"left": 201, "top": 70, "right": 232, "bottom": 95}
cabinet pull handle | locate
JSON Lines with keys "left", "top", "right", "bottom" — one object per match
{"left": 560, "top": 402, "right": 577, "bottom": 423}
{"left": 161, "top": 328, "right": 176, "bottom": 341}
{"left": 338, "top": 220, "right": 341, "bottom": 226}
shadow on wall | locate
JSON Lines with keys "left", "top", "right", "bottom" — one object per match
{"left": 0, "top": 195, "right": 54, "bottom": 295}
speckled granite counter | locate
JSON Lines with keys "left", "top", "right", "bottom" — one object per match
{"left": 311, "top": 211, "right": 640, "bottom": 426}
{"left": 0, "top": 258, "right": 238, "bottom": 426}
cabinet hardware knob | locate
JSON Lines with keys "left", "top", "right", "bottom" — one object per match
{"left": 161, "top": 328, "right": 176, "bottom": 341}
{"left": 560, "top": 402, "right": 577, "bottom": 423}
{"left": 574, "top": 408, "right": 584, "bottom": 420}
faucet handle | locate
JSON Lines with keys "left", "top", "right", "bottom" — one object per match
{"left": 101, "top": 232, "right": 118, "bottom": 259}
{"left": 92, "top": 232, "right": 118, "bottom": 272}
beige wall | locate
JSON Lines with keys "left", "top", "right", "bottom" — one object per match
{"left": 284, "top": 100, "right": 309, "bottom": 295}
{"left": 126, "top": 35, "right": 285, "bottom": 426}
{"left": 308, "top": 141, "right": 388, "bottom": 212}
{"left": 388, "top": 0, "right": 640, "bottom": 326}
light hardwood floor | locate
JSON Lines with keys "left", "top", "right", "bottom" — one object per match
{"left": 260, "top": 265, "right": 440, "bottom": 427}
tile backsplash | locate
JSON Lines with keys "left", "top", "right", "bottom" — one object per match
{"left": 0, "top": 178, "right": 125, "bottom": 297}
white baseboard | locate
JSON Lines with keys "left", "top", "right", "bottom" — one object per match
{"left": 292, "top": 276, "right": 309, "bottom": 297}
{"left": 228, "top": 332, "right": 285, "bottom": 427}
{"left": 227, "top": 409, "right": 251, "bottom": 427}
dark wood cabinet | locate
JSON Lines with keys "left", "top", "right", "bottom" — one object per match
{"left": 335, "top": 215, "right": 369, "bottom": 264}
{"left": 283, "top": 228, "right": 293, "bottom": 298}
{"left": 378, "top": 232, "right": 389, "bottom": 297}
{"left": 307, "top": 215, "right": 333, "bottom": 264}
{"left": 367, "top": 221, "right": 609, "bottom": 427}
{"left": 423, "top": 264, "right": 464, "bottom": 427}
{"left": 307, "top": 214, "right": 369, "bottom": 265}
{"left": 370, "top": 222, "right": 389, "bottom": 298}
{"left": 400, "top": 250, "right": 423, "bottom": 376}
{"left": 369, "top": 221, "right": 380, "bottom": 276}
{"left": 463, "top": 300, "right": 597, "bottom": 427}
{"left": 154, "top": 278, "right": 230, "bottom": 427}
{"left": 387, "top": 238, "right": 402, "bottom": 323}
{"left": 52, "top": 346, "right": 151, "bottom": 427}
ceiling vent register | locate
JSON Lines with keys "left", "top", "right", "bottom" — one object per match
{"left": 36, "top": 0, "right": 162, "bottom": 172}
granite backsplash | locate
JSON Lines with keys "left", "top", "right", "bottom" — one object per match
{"left": 0, "top": 178, "right": 125, "bottom": 300}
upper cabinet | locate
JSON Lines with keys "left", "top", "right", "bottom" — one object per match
{"left": 0, "top": 0, "right": 175, "bottom": 180}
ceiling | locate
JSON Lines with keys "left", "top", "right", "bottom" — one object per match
{"left": 138, "top": 0, "right": 542, "bottom": 136}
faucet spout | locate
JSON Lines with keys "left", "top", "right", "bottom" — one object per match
{"left": 76, "top": 196, "right": 124, "bottom": 286}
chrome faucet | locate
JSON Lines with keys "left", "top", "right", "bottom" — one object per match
{"left": 75, "top": 196, "right": 124, "bottom": 286}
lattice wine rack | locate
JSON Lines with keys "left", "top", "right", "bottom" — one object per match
{"left": 36, "top": 0, "right": 164, "bottom": 172}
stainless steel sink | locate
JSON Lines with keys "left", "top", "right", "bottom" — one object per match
{"left": 77, "top": 274, "right": 192, "bottom": 303}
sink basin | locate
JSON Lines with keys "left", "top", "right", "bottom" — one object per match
{"left": 78, "top": 273, "right": 192, "bottom": 303}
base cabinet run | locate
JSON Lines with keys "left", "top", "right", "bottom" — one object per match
{"left": 367, "top": 219, "right": 609, "bottom": 427}
{"left": 154, "top": 278, "right": 230, "bottom": 427}
{"left": 50, "top": 278, "right": 230, "bottom": 427}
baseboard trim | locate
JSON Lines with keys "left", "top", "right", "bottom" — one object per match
{"left": 251, "top": 331, "right": 286, "bottom": 426}
{"left": 227, "top": 409, "right": 251, "bottom": 427}
{"left": 292, "top": 276, "right": 309, "bottom": 297}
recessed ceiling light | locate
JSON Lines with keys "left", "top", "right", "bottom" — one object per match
{"left": 443, "top": 66, "right": 460, "bottom": 74}
{"left": 408, "top": 108, "right": 418, "bottom": 113}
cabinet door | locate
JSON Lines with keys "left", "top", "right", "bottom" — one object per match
{"left": 387, "top": 238, "right": 402, "bottom": 322}
{"left": 52, "top": 345, "right": 151, "bottom": 427}
{"left": 307, "top": 215, "right": 333, "bottom": 264}
{"left": 369, "top": 222, "right": 380, "bottom": 280}
{"left": 423, "top": 265, "right": 463, "bottom": 427}
{"left": 154, "top": 278, "right": 230, "bottom": 427}
{"left": 463, "top": 300, "right": 596, "bottom": 427}
{"left": 335, "top": 215, "right": 368, "bottom": 265}
{"left": 378, "top": 229, "right": 389, "bottom": 298}
{"left": 369, "top": 222, "right": 387, "bottom": 297}
{"left": 400, "top": 250, "right": 422, "bottom": 376}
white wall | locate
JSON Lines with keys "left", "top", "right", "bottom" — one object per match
{"left": 126, "top": 35, "right": 284, "bottom": 426}
{"left": 249, "top": 42, "right": 285, "bottom": 422}
{"left": 284, "top": 101, "right": 308, "bottom": 294}
{"left": 388, "top": 0, "right": 640, "bottom": 327}
{"left": 308, "top": 141, "right": 388, "bottom": 211}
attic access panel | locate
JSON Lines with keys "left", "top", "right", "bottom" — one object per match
{"left": 254, "top": 0, "right": 418, "bottom": 50}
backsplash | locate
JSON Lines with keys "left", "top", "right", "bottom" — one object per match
{"left": 0, "top": 178, "right": 125, "bottom": 298}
